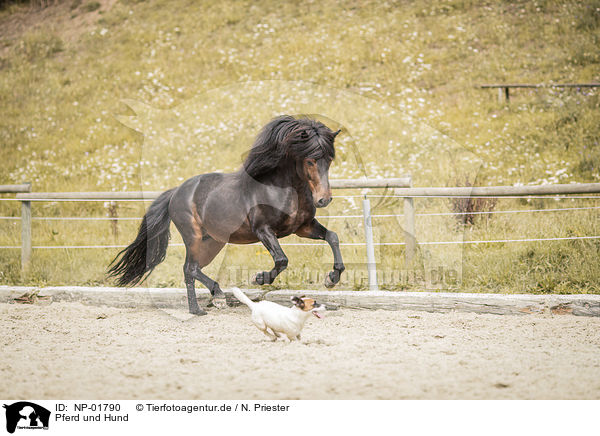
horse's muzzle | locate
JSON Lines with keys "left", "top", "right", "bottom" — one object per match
{"left": 315, "top": 197, "right": 332, "bottom": 208}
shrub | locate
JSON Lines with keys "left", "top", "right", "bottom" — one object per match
{"left": 449, "top": 178, "right": 497, "bottom": 226}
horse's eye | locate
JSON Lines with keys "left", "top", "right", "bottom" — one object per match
{"left": 306, "top": 161, "right": 315, "bottom": 167}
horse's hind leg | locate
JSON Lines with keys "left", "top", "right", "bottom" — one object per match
{"left": 183, "top": 259, "right": 206, "bottom": 315}
{"left": 183, "top": 237, "right": 227, "bottom": 313}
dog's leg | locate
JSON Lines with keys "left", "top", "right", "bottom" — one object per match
{"left": 295, "top": 219, "right": 345, "bottom": 287}
{"left": 252, "top": 226, "right": 288, "bottom": 285}
{"left": 260, "top": 327, "right": 278, "bottom": 341}
{"left": 253, "top": 319, "right": 278, "bottom": 341}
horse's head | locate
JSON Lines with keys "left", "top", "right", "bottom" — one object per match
{"left": 302, "top": 156, "right": 333, "bottom": 208}
{"left": 294, "top": 124, "right": 340, "bottom": 208}
{"left": 243, "top": 116, "right": 341, "bottom": 208}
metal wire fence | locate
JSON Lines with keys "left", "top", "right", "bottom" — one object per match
{"left": 2, "top": 181, "right": 600, "bottom": 290}
{"left": 1, "top": 196, "right": 599, "bottom": 249}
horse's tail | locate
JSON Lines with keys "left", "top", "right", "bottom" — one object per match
{"left": 232, "top": 287, "right": 255, "bottom": 308}
{"left": 107, "top": 188, "right": 176, "bottom": 286}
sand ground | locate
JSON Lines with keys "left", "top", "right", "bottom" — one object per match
{"left": 1, "top": 301, "right": 599, "bottom": 399}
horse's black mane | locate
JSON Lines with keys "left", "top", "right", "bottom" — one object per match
{"left": 242, "top": 115, "right": 337, "bottom": 178}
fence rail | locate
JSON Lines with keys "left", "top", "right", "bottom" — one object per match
{"left": 0, "top": 184, "right": 32, "bottom": 193}
{"left": 479, "top": 83, "right": 600, "bottom": 103}
{"left": 13, "top": 178, "right": 413, "bottom": 201}
{"left": 392, "top": 183, "right": 600, "bottom": 197}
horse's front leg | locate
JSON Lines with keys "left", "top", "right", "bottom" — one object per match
{"left": 295, "top": 219, "right": 345, "bottom": 288}
{"left": 252, "top": 226, "right": 288, "bottom": 285}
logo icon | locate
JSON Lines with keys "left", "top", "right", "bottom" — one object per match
{"left": 3, "top": 402, "right": 50, "bottom": 434}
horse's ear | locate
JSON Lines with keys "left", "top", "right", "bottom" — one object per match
{"left": 333, "top": 129, "right": 341, "bottom": 138}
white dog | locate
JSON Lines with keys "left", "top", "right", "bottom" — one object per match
{"left": 232, "top": 287, "right": 325, "bottom": 341}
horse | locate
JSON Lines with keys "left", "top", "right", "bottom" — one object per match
{"left": 108, "top": 115, "right": 345, "bottom": 315}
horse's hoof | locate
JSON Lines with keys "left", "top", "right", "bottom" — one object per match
{"left": 252, "top": 272, "right": 265, "bottom": 285}
{"left": 189, "top": 306, "right": 207, "bottom": 316}
{"left": 324, "top": 272, "right": 336, "bottom": 288}
{"left": 212, "top": 298, "right": 227, "bottom": 309}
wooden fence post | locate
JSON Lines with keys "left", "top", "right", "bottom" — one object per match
{"left": 362, "top": 196, "right": 378, "bottom": 291}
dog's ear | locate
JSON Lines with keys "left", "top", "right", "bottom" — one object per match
{"left": 291, "top": 296, "right": 305, "bottom": 309}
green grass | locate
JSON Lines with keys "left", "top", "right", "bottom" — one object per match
{"left": 0, "top": 0, "right": 599, "bottom": 293}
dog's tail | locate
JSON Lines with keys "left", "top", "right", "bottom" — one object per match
{"left": 232, "top": 287, "right": 255, "bottom": 308}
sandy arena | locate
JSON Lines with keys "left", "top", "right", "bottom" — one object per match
{"left": 1, "top": 301, "right": 599, "bottom": 399}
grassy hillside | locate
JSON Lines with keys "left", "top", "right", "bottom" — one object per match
{"left": 0, "top": 0, "right": 599, "bottom": 292}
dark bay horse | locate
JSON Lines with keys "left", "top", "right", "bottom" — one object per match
{"left": 108, "top": 115, "right": 345, "bottom": 315}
